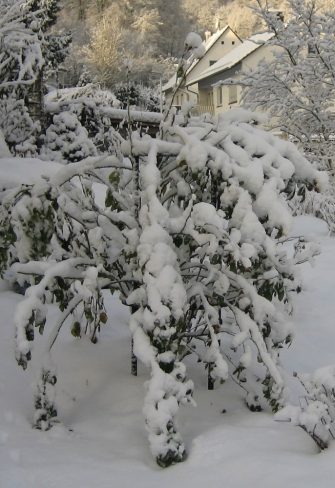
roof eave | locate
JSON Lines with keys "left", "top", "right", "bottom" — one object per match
{"left": 187, "top": 40, "right": 269, "bottom": 85}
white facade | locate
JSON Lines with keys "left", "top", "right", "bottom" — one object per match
{"left": 214, "top": 39, "right": 277, "bottom": 114}
{"left": 186, "top": 32, "right": 275, "bottom": 117}
{"left": 162, "top": 27, "right": 242, "bottom": 113}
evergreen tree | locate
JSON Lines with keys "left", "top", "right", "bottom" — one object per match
{"left": 0, "top": 95, "right": 40, "bottom": 156}
{"left": 0, "top": 0, "right": 44, "bottom": 91}
{"left": 43, "top": 83, "right": 120, "bottom": 153}
{"left": 41, "top": 111, "right": 97, "bottom": 163}
{"left": 113, "top": 82, "right": 160, "bottom": 112}
{"left": 0, "top": 0, "right": 71, "bottom": 153}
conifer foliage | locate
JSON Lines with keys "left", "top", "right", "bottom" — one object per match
{"left": 0, "top": 0, "right": 71, "bottom": 154}
{"left": 41, "top": 111, "right": 97, "bottom": 163}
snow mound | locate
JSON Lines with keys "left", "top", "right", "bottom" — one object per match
{"left": 290, "top": 215, "right": 329, "bottom": 239}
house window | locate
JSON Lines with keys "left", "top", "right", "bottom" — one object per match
{"left": 221, "top": 41, "right": 225, "bottom": 45}
{"left": 217, "top": 86, "right": 223, "bottom": 106}
{"left": 232, "top": 41, "right": 235, "bottom": 45}
{"left": 228, "top": 85, "right": 238, "bottom": 104}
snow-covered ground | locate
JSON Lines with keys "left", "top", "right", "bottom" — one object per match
{"left": 1, "top": 215, "right": 335, "bottom": 487}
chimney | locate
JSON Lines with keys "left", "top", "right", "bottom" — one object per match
{"left": 205, "top": 30, "right": 212, "bottom": 41}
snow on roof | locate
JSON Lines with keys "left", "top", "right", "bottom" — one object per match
{"left": 187, "top": 32, "right": 274, "bottom": 85}
{"left": 203, "top": 25, "right": 230, "bottom": 52}
{"left": 162, "top": 74, "right": 178, "bottom": 92}
{"left": 162, "top": 26, "right": 232, "bottom": 92}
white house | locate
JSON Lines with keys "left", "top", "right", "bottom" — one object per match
{"left": 187, "top": 32, "right": 275, "bottom": 116}
{"left": 163, "top": 29, "right": 277, "bottom": 118}
{"left": 162, "top": 26, "right": 242, "bottom": 113}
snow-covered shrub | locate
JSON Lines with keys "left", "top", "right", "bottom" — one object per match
{"left": 242, "top": 0, "right": 335, "bottom": 165}
{"left": 0, "top": 129, "right": 11, "bottom": 157}
{"left": 0, "top": 0, "right": 44, "bottom": 91}
{"left": 113, "top": 81, "right": 161, "bottom": 112}
{"left": 241, "top": 0, "right": 335, "bottom": 228}
{"left": 0, "top": 0, "right": 43, "bottom": 154}
{"left": 41, "top": 111, "right": 97, "bottom": 163}
{"left": 138, "top": 85, "right": 161, "bottom": 112}
{"left": 277, "top": 367, "right": 335, "bottom": 450}
{"left": 1, "top": 107, "right": 326, "bottom": 467}
{"left": 77, "top": 68, "right": 93, "bottom": 87}
{"left": 0, "top": 96, "right": 39, "bottom": 157}
{"left": 44, "top": 84, "right": 120, "bottom": 153}
{"left": 34, "top": 365, "right": 58, "bottom": 431}
{"left": 289, "top": 187, "right": 335, "bottom": 234}
{"left": 0, "top": 0, "right": 71, "bottom": 150}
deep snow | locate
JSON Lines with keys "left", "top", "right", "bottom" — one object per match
{"left": 1, "top": 215, "right": 335, "bottom": 487}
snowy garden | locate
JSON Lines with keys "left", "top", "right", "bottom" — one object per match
{"left": 1, "top": 0, "right": 335, "bottom": 486}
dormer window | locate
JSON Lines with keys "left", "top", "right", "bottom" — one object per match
{"left": 277, "top": 11, "right": 284, "bottom": 21}
{"left": 308, "top": 42, "right": 317, "bottom": 55}
{"left": 209, "top": 60, "right": 217, "bottom": 66}
{"left": 268, "top": 9, "right": 284, "bottom": 22}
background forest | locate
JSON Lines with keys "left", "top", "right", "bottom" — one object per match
{"left": 55, "top": 0, "right": 335, "bottom": 87}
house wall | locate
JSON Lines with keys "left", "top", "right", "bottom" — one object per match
{"left": 187, "top": 30, "right": 242, "bottom": 85}
{"left": 197, "top": 64, "right": 240, "bottom": 113}
{"left": 163, "top": 29, "right": 242, "bottom": 111}
{"left": 212, "top": 44, "right": 277, "bottom": 115}
{"left": 242, "top": 43, "right": 277, "bottom": 71}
